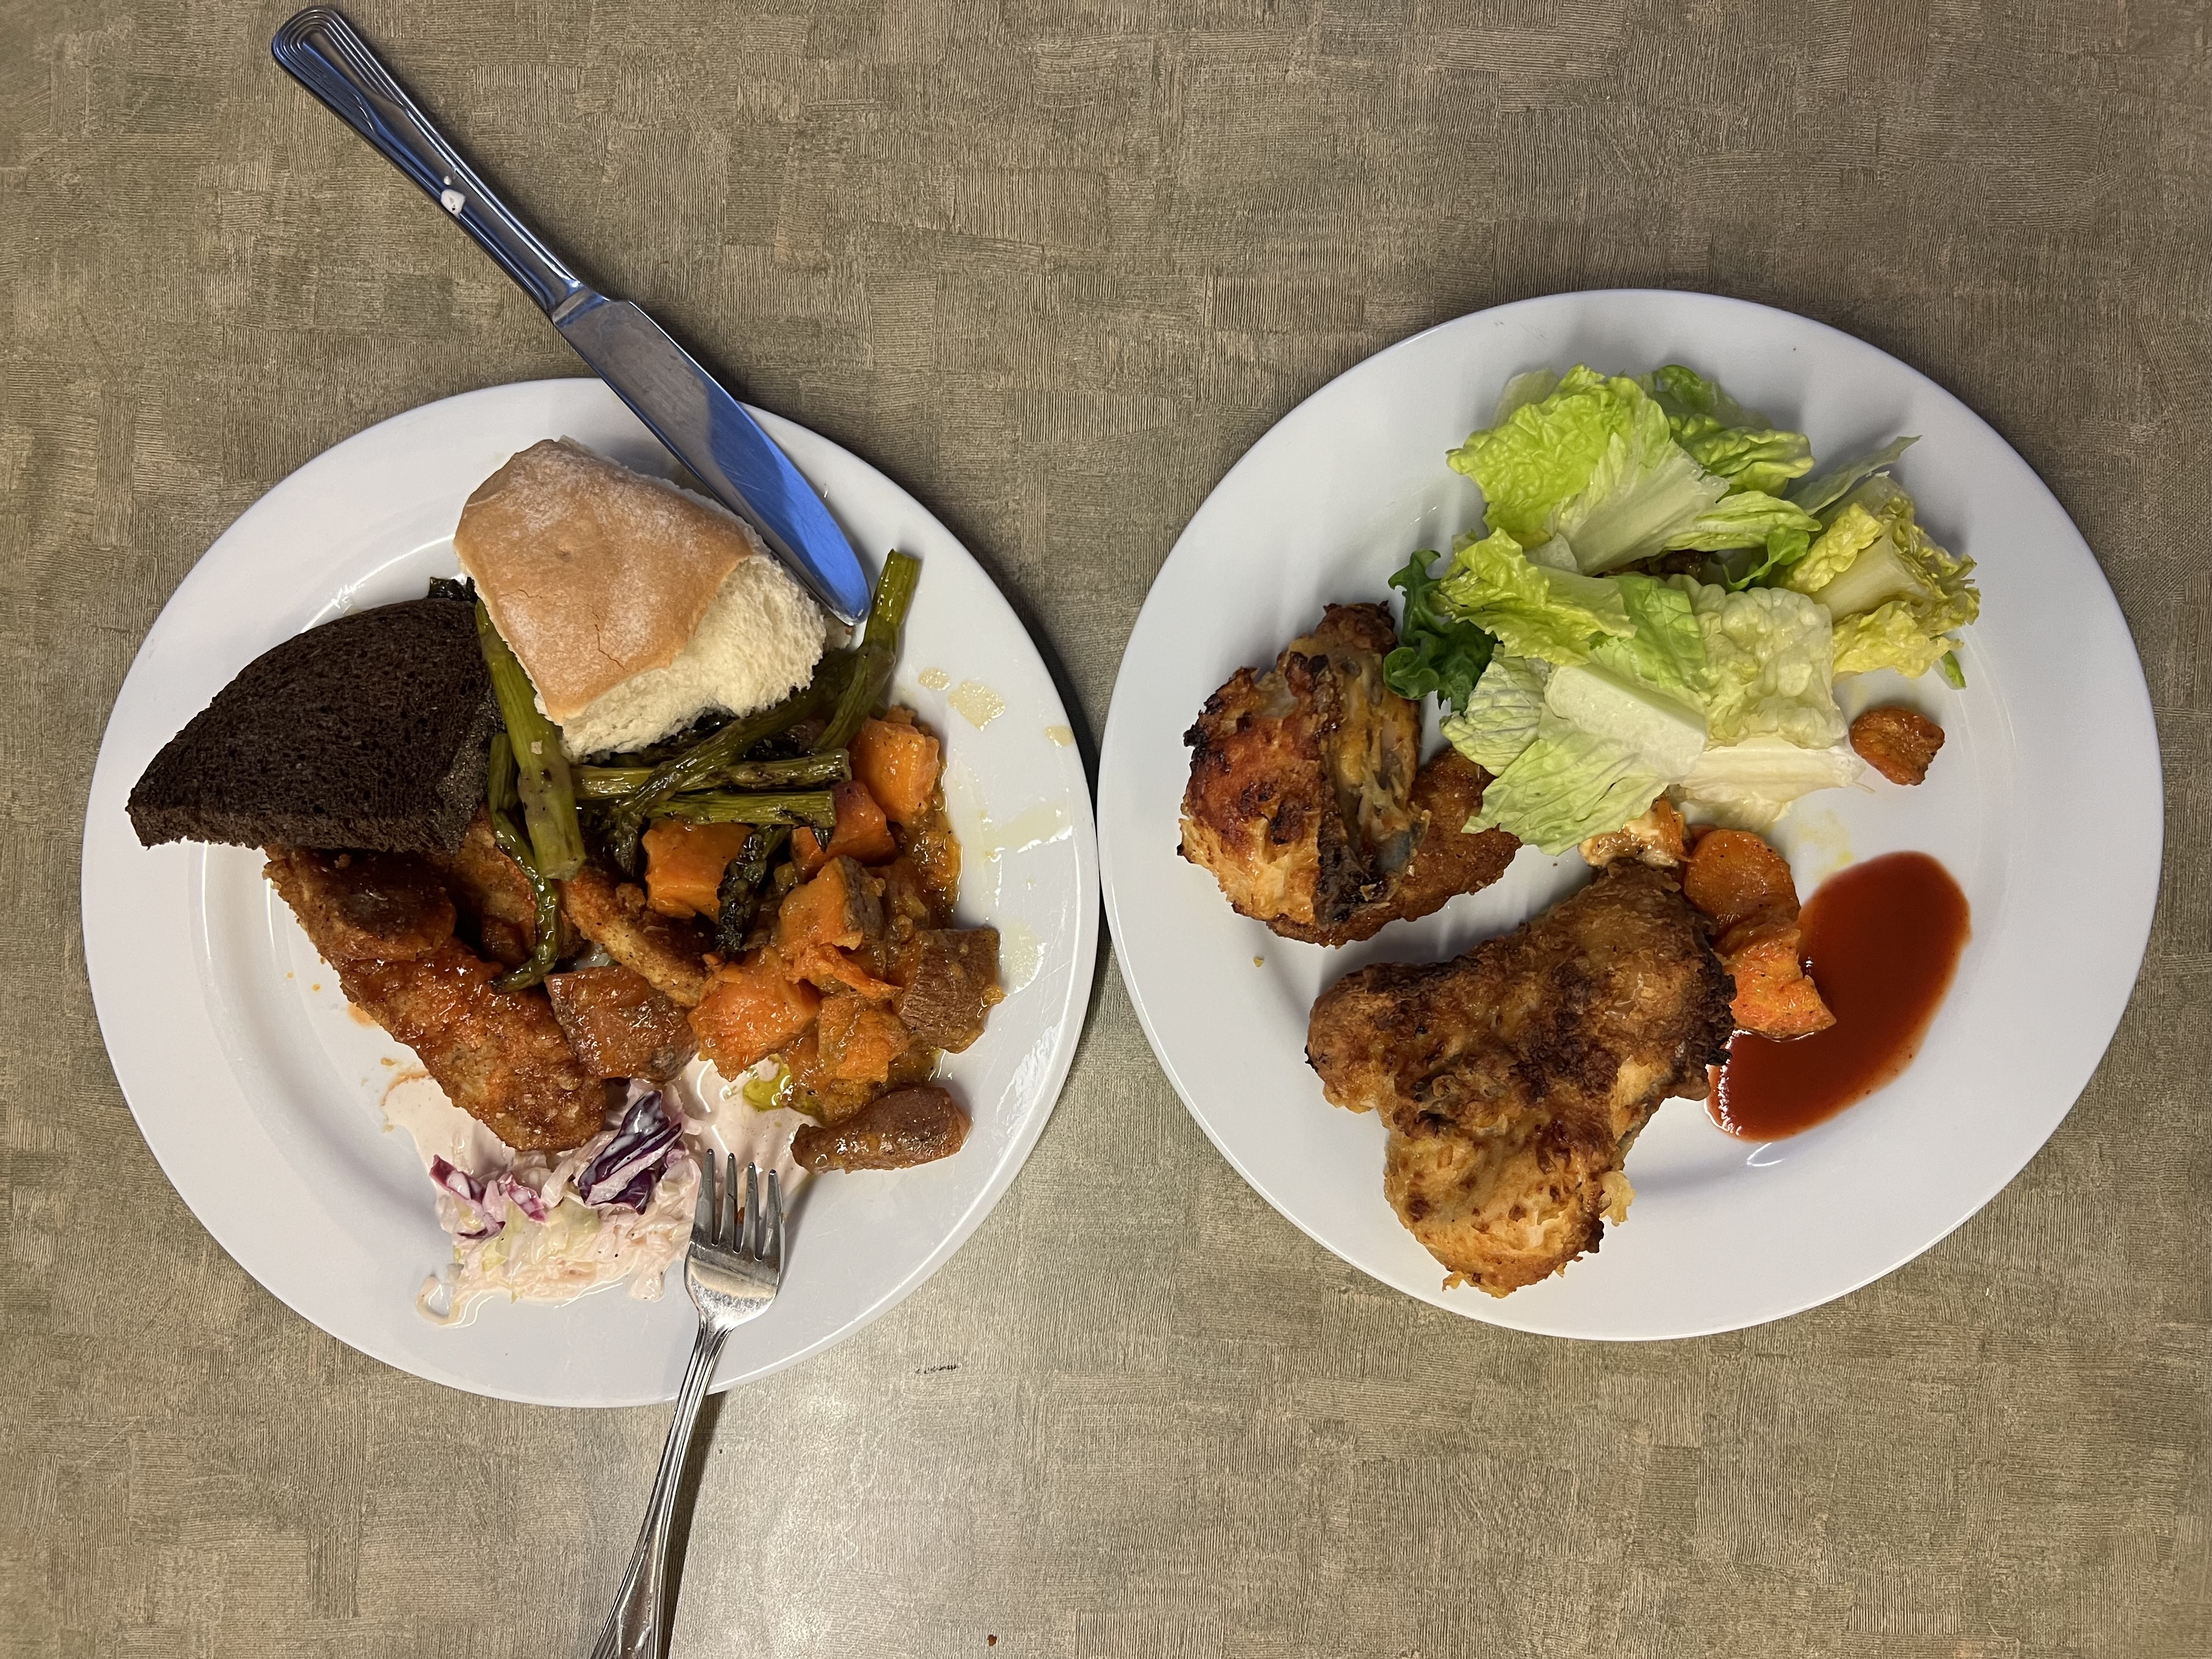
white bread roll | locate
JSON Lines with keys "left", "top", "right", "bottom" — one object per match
{"left": 455, "top": 439, "right": 827, "bottom": 759}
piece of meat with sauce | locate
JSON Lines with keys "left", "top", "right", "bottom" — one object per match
{"left": 1306, "top": 863, "right": 1735, "bottom": 1295}
{"left": 428, "top": 808, "right": 541, "bottom": 966}
{"left": 1180, "top": 605, "right": 1423, "bottom": 944}
{"left": 1850, "top": 705, "right": 1946, "bottom": 786}
{"left": 563, "top": 863, "right": 714, "bottom": 1007}
{"left": 546, "top": 964, "right": 698, "bottom": 1081}
{"left": 264, "top": 846, "right": 455, "bottom": 961}
{"left": 1346, "top": 749, "right": 1520, "bottom": 939}
{"left": 893, "top": 927, "right": 1002, "bottom": 1053}
{"left": 793, "top": 1084, "right": 970, "bottom": 1172}
{"left": 266, "top": 847, "right": 613, "bottom": 1152}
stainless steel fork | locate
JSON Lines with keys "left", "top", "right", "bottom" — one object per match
{"left": 589, "top": 1157, "right": 783, "bottom": 1659}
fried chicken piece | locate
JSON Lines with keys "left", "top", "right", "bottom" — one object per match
{"left": 1180, "top": 605, "right": 1421, "bottom": 943}
{"left": 265, "top": 847, "right": 613, "bottom": 1152}
{"left": 428, "top": 809, "right": 542, "bottom": 967}
{"left": 1579, "top": 800, "right": 1690, "bottom": 871}
{"left": 793, "top": 1084, "right": 969, "bottom": 1172}
{"left": 263, "top": 847, "right": 455, "bottom": 961}
{"left": 1850, "top": 705, "right": 1946, "bottom": 786}
{"left": 1679, "top": 830, "right": 1835, "bottom": 1039}
{"left": 1306, "top": 863, "right": 1734, "bottom": 1295}
{"left": 545, "top": 964, "right": 698, "bottom": 1081}
{"left": 1357, "top": 750, "right": 1521, "bottom": 936}
{"left": 562, "top": 863, "right": 713, "bottom": 1007}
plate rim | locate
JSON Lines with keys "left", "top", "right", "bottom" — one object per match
{"left": 1097, "top": 286, "right": 2163, "bottom": 1340}
{"left": 82, "top": 377, "right": 1102, "bottom": 1404}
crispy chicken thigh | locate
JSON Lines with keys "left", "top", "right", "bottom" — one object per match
{"left": 1306, "top": 863, "right": 1733, "bottom": 1295}
{"left": 1180, "top": 607, "right": 1514, "bottom": 945}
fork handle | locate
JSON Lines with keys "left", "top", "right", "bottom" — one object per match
{"left": 589, "top": 1319, "right": 732, "bottom": 1659}
{"left": 270, "top": 7, "right": 586, "bottom": 315}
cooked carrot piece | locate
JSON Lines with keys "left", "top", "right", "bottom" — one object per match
{"left": 1682, "top": 828, "right": 1800, "bottom": 933}
{"left": 816, "top": 992, "right": 916, "bottom": 1084}
{"left": 642, "top": 820, "right": 756, "bottom": 920}
{"left": 689, "top": 945, "right": 820, "bottom": 1075}
{"left": 1850, "top": 705, "right": 1946, "bottom": 786}
{"left": 851, "top": 716, "right": 942, "bottom": 825}
{"left": 792, "top": 781, "right": 899, "bottom": 877}
{"left": 1716, "top": 911, "right": 1836, "bottom": 1039}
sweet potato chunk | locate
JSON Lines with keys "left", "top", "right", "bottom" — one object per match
{"left": 642, "top": 821, "right": 755, "bottom": 919}
{"left": 1850, "top": 705, "right": 1946, "bottom": 786}
{"left": 894, "top": 928, "right": 1003, "bottom": 1053}
{"left": 546, "top": 964, "right": 699, "bottom": 1080}
{"left": 690, "top": 946, "right": 821, "bottom": 1076}
{"left": 793, "top": 1084, "right": 969, "bottom": 1172}
{"left": 816, "top": 993, "right": 917, "bottom": 1084}
{"left": 852, "top": 716, "right": 942, "bottom": 825}
{"left": 1714, "top": 911, "right": 1836, "bottom": 1039}
{"left": 791, "top": 781, "right": 898, "bottom": 878}
{"left": 774, "top": 856, "right": 898, "bottom": 999}
{"left": 1682, "top": 829, "right": 1800, "bottom": 933}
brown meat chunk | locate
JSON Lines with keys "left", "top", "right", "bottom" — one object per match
{"left": 1180, "top": 605, "right": 1422, "bottom": 944}
{"left": 894, "top": 928, "right": 1003, "bottom": 1053}
{"left": 562, "top": 863, "right": 713, "bottom": 1007}
{"left": 546, "top": 964, "right": 699, "bottom": 1081}
{"left": 793, "top": 1085, "right": 970, "bottom": 1172}
{"left": 263, "top": 846, "right": 455, "bottom": 962}
{"left": 1307, "top": 864, "right": 1734, "bottom": 1295}
{"left": 1850, "top": 705, "right": 1946, "bottom": 786}
{"left": 428, "top": 809, "right": 540, "bottom": 968}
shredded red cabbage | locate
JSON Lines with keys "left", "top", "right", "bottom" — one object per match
{"left": 430, "top": 1156, "right": 505, "bottom": 1239}
{"left": 577, "top": 1088, "right": 685, "bottom": 1209}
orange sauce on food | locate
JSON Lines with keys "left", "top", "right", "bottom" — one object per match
{"left": 1712, "top": 852, "right": 1970, "bottom": 1139}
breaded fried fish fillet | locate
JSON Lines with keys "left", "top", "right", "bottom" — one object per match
{"left": 1306, "top": 863, "right": 1733, "bottom": 1295}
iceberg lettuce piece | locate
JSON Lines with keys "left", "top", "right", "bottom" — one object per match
{"left": 1789, "top": 435, "right": 1918, "bottom": 517}
{"left": 1786, "top": 477, "right": 1979, "bottom": 677}
{"left": 1545, "top": 662, "right": 1707, "bottom": 777}
{"left": 1434, "top": 528, "right": 1633, "bottom": 665}
{"left": 1643, "top": 365, "right": 1814, "bottom": 497}
{"left": 1448, "top": 365, "right": 1647, "bottom": 547}
{"left": 1441, "top": 654, "right": 1550, "bottom": 774}
{"left": 1675, "top": 737, "right": 1867, "bottom": 831}
{"left": 1672, "top": 578, "right": 1847, "bottom": 749}
{"left": 1470, "top": 712, "right": 1672, "bottom": 855}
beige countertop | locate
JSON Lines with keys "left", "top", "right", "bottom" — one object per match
{"left": 5, "top": 1, "right": 2208, "bottom": 1652}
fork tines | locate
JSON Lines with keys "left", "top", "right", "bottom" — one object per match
{"left": 693, "top": 1153, "right": 782, "bottom": 1265}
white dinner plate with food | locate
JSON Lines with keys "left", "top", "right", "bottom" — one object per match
{"left": 1097, "top": 289, "right": 2160, "bottom": 1340}
{"left": 84, "top": 379, "right": 1098, "bottom": 1406}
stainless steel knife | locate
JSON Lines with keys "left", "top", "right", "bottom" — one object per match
{"left": 270, "top": 7, "right": 872, "bottom": 624}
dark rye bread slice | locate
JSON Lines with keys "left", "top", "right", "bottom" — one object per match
{"left": 127, "top": 596, "right": 499, "bottom": 855}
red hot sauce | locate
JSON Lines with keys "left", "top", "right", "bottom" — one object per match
{"left": 1712, "top": 851, "right": 1971, "bottom": 1140}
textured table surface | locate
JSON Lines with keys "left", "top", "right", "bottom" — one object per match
{"left": 5, "top": 2, "right": 2209, "bottom": 1654}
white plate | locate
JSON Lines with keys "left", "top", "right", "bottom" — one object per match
{"left": 84, "top": 380, "right": 1099, "bottom": 1406}
{"left": 1097, "top": 290, "right": 2160, "bottom": 1340}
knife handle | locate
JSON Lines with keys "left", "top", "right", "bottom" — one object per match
{"left": 272, "top": 8, "right": 587, "bottom": 317}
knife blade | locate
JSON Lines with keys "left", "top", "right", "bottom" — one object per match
{"left": 270, "top": 7, "right": 871, "bottom": 623}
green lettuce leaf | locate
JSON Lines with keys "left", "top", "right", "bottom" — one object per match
{"left": 1728, "top": 526, "right": 1813, "bottom": 591}
{"left": 1447, "top": 365, "right": 1646, "bottom": 546}
{"left": 1434, "top": 528, "right": 1633, "bottom": 664}
{"left": 1593, "top": 574, "right": 1709, "bottom": 701}
{"left": 1383, "top": 549, "right": 1497, "bottom": 714}
{"left": 1789, "top": 435, "right": 1917, "bottom": 516}
{"left": 1643, "top": 365, "right": 1814, "bottom": 497}
{"left": 1785, "top": 477, "right": 1979, "bottom": 677}
{"left": 1663, "top": 488, "right": 1820, "bottom": 554}
{"left": 1469, "top": 713, "right": 1672, "bottom": 855}
{"left": 1440, "top": 655, "right": 1549, "bottom": 774}
{"left": 1672, "top": 578, "right": 1847, "bottom": 749}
